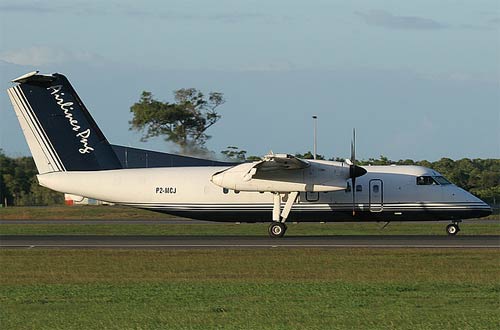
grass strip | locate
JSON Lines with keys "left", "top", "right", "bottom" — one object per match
{"left": 0, "top": 249, "right": 499, "bottom": 329}
{"left": 0, "top": 205, "right": 174, "bottom": 220}
{"left": 1, "top": 222, "right": 499, "bottom": 236}
{"left": 1, "top": 281, "right": 498, "bottom": 330}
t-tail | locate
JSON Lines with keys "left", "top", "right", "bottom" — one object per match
{"left": 7, "top": 71, "right": 122, "bottom": 173}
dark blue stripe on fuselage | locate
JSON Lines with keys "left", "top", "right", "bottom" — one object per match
{"left": 143, "top": 208, "right": 492, "bottom": 222}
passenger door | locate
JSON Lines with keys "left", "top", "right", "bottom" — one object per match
{"left": 369, "top": 179, "right": 383, "bottom": 212}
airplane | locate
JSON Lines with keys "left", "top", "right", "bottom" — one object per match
{"left": 7, "top": 71, "right": 492, "bottom": 237}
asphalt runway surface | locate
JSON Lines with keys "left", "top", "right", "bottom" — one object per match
{"left": 1, "top": 219, "right": 498, "bottom": 249}
{"left": 0, "top": 219, "right": 212, "bottom": 225}
{"left": 0, "top": 219, "right": 496, "bottom": 225}
{"left": 1, "top": 235, "right": 498, "bottom": 249}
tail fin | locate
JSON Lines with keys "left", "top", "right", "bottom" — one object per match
{"left": 7, "top": 71, "right": 122, "bottom": 173}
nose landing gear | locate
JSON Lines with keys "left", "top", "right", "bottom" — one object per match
{"left": 446, "top": 221, "right": 461, "bottom": 236}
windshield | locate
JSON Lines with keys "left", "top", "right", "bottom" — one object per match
{"left": 416, "top": 175, "right": 452, "bottom": 185}
{"left": 433, "top": 176, "right": 452, "bottom": 185}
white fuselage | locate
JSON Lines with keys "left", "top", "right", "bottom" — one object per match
{"left": 37, "top": 164, "right": 491, "bottom": 222}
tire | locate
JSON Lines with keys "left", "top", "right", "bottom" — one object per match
{"left": 446, "top": 224, "right": 459, "bottom": 236}
{"left": 268, "top": 223, "right": 287, "bottom": 238}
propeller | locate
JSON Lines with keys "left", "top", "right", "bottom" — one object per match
{"left": 348, "top": 129, "right": 367, "bottom": 216}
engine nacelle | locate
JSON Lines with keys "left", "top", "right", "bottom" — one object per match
{"left": 211, "top": 161, "right": 350, "bottom": 192}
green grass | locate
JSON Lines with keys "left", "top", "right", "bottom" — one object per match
{"left": 0, "top": 249, "right": 499, "bottom": 329}
{"left": 0, "top": 205, "right": 175, "bottom": 220}
{"left": 1, "top": 222, "right": 499, "bottom": 236}
{"left": 1, "top": 208, "right": 498, "bottom": 328}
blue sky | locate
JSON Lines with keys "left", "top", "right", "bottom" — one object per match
{"left": 0, "top": 0, "right": 499, "bottom": 161}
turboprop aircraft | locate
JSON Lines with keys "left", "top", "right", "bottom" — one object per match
{"left": 7, "top": 71, "right": 492, "bottom": 237}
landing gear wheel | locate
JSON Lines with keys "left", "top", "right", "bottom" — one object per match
{"left": 268, "top": 222, "right": 287, "bottom": 238}
{"left": 446, "top": 224, "right": 460, "bottom": 236}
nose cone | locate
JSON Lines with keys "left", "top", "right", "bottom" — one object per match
{"left": 477, "top": 198, "right": 493, "bottom": 217}
{"left": 472, "top": 203, "right": 493, "bottom": 218}
{"left": 463, "top": 189, "right": 493, "bottom": 218}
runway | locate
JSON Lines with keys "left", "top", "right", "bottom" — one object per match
{"left": 0, "top": 219, "right": 213, "bottom": 225}
{"left": 0, "top": 219, "right": 496, "bottom": 225}
{"left": 1, "top": 235, "right": 498, "bottom": 249}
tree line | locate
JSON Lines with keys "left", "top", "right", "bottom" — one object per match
{"left": 0, "top": 150, "right": 63, "bottom": 206}
{"left": 0, "top": 149, "right": 498, "bottom": 207}
{"left": 296, "top": 153, "right": 499, "bottom": 205}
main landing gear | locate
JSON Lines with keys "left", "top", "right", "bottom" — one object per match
{"left": 446, "top": 221, "right": 461, "bottom": 236}
{"left": 268, "top": 191, "right": 299, "bottom": 238}
{"left": 269, "top": 222, "right": 287, "bottom": 238}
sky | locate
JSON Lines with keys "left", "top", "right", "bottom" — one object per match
{"left": 0, "top": 0, "right": 499, "bottom": 161}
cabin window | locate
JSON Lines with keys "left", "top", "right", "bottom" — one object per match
{"left": 223, "top": 188, "right": 229, "bottom": 194}
{"left": 306, "top": 192, "right": 320, "bottom": 202}
{"left": 234, "top": 190, "right": 240, "bottom": 194}
{"left": 416, "top": 176, "right": 437, "bottom": 185}
{"left": 346, "top": 182, "right": 362, "bottom": 192}
{"left": 373, "top": 185, "right": 379, "bottom": 193}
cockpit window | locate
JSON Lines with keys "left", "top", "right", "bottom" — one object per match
{"left": 416, "top": 176, "right": 437, "bottom": 185}
{"left": 433, "top": 176, "right": 451, "bottom": 185}
{"left": 416, "top": 176, "right": 452, "bottom": 185}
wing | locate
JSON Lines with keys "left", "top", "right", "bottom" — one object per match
{"left": 243, "top": 153, "right": 309, "bottom": 181}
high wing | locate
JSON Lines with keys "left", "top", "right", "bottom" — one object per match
{"left": 256, "top": 153, "right": 310, "bottom": 170}
{"left": 211, "top": 154, "right": 365, "bottom": 193}
{"left": 242, "top": 153, "right": 309, "bottom": 181}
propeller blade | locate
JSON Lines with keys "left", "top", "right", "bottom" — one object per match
{"left": 349, "top": 128, "right": 365, "bottom": 216}
{"left": 351, "top": 128, "right": 356, "bottom": 164}
{"left": 351, "top": 129, "right": 356, "bottom": 216}
{"left": 352, "top": 177, "right": 356, "bottom": 216}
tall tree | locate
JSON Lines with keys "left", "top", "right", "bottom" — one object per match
{"left": 130, "top": 89, "right": 225, "bottom": 154}
{"left": 221, "top": 146, "right": 247, "bottom": 161}
{"left": 295, "top": 151, "right": 325, "bottom": 160}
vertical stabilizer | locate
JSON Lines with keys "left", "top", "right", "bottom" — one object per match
{"left": 7, "top": 72, "right": 122, "bottom": 173}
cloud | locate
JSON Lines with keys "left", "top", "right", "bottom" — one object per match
{"left": 356, "top": 10, "right": 446, "bottom": 30}
{"left": 0, "top": 46, "right": 103, "bottom": 66}
{"left": 0, "top": 3, "right": 57, "bottom": 14}
{"left": 0, "top": 2, "right": 106, "bottom": 15}
{"left": 130, "top": 11, "right": 264, "bottom": 23}
{"left": 0, "top": 2, "right": 265, "bottom": 23}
